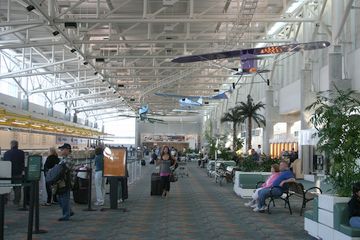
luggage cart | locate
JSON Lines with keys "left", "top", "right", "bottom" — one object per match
{"left": 176, "top": 162, "right": 189, "bottom": 177}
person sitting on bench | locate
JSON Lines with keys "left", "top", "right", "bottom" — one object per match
{"left": 348, "top": 182, "right": 360, "bottom": 228}
{"left": 253, "top": 161, "right": 295, "bottom": 212}
{"left": 244, "top": 163, "right": 280, "bottom": 208}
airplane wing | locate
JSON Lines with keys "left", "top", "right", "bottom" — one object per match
{"left": 147, "top": 117, "right": 167, "bottom": 124}
{"left": 116, "top": 114, "right": 138, "bottom": 118}
{"left": 172, "top": 41, "right": 330, "bottom": 63}
{"left": 155, "top": 92, "right": 229, "bottom": 100}
{"left": 155, "top": 92, "right": 200, "bottom": 100}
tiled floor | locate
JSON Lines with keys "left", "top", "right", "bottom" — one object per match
{"left": 3, "top": 161, "right": 314, "bottom": 239}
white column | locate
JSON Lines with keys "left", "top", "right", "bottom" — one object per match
{"left": 300, "top": 66, "right": 313, "bottom": 174}
{"left": 263, "top": 88, "right": 274, "bottom": 155}
{"left": 331, "top": 0, "right": 344, "bottom": 44}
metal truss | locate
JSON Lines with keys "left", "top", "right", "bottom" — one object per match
{"left": 0, "top": 0, "right": 326, "bottom": 122}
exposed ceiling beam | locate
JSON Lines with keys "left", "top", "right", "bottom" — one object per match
{"left": 54, "top": 17, "right": 316, "bottom": 24}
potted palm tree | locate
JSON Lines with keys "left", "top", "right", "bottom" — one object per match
{"left": 220, "top": 107, "right": 244, "bottom": 152}
{"left": 236, "top": 95, "right": 266, "bottom": 150}
{"left": 305, "top": 86, "right": 360, "bottom": 238}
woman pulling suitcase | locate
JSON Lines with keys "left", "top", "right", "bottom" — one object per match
{"left": 157, "top": 145, "right": 177, "bottom": 198}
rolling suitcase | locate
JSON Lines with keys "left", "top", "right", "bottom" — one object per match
{"left": 150, "top": 173, "right": 162, "bottom": 196}
{"left": 141, "top": 160, "right": 146, "bottom": 166}
{"left": 73, "top": 178, "right": 88, "bottom": 204}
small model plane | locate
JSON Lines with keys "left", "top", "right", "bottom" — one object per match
{"left": 155, "top": 88, "right": 231, "bottom": 108}
{"left": 102, "top": 105, "right": 166, "bottom": 123}
{"left": 172, "top": 41, "right": 330, "bottom": 87}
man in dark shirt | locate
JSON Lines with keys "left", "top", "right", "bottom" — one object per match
{"left": 3, "top": 140, "right": 25, "bottom": 205}
{"left": 348, "top": 182, "right": 360, "bottom": 228}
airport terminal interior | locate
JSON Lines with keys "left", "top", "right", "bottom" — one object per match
{"left": 1, "top": 0, "right": 360, "bottom": 239}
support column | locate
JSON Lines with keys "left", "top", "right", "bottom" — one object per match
{"left": 300, "top": 66, "right": 313, "bottom": 174}
{"left": 263, "top": 88, "right": 274, "bottom": 155}
{"left": 329, "top": 46, "right": 351, "bottom": 90}
{"left": 331, "top": 0, "right": 344, "bottom": 44}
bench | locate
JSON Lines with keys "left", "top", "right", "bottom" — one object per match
{"left": 334, "top": 202, "right": 360, "bottom": 239}
{"left": 233, "top": 172, "right": 271, "bottom": 198}
{"left": 267, "top": 181, "right": 322, "bottom": 215}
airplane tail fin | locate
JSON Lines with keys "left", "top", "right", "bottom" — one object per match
{"left": 197, "top": 97, "right": 203, "bottom": 105}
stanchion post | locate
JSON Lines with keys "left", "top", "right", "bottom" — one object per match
{"left": 19, "top": 181, "right": 28, "bottom": 211}
{"left": 27, "top": 182, "right": 35, "bottom": 240}
{"left": 83, "top": 168, "right": 96, "bottom": 211}
{"left": 0, "top": 194, "right": 5, "bottom": 240}
{"left": 34, "top": 180, "right": 47, "bottom": 234}
{"left": 139, "top": 160, "right": 142, "bottom": 179}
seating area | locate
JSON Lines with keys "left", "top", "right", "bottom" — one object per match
{"left": 267, "top": 182, "right": 322, "bottom": 216}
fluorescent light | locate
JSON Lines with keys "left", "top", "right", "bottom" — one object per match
{"left": 286, "top": 1, "right": 304, "bottom": 14}
{"left": 12, "top": 121, "right": 27, "bottom": 125}
{"left": 255, "top": 43, "right": 266, "bottom": 48}
{"left": 267, "top": 22, "right": 286, "bottom": 35}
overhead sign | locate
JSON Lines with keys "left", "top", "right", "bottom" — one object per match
{"left": 103, "top": 147, "right": 127, "bottom": 177}
{"left": 26, "top": 155, "right": 42, "bottom": 181}
{"left": 0, "top": 161, "right": 12, "bottom": 194}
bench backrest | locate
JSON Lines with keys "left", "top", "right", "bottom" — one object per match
{"left": 334, "top": 202, "right": 349, "bottom": 231}
{"left": 286, "top": 182, "right": 305, "bottom": 196}
{"left": 238, "top": 173, "right": 263, "bottom": 189}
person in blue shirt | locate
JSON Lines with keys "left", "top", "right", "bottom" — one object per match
{"left": 94, "top": 146, "right": 105, "bottom": 206}
{"left": 253, "top": 160, "right": 295, "bottom": 212}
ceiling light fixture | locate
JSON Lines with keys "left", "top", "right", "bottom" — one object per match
{"left": 64, "top": 22, "right": 77, "bottom": 29}
{"left": 26, "top": 5, "right": 35, "bottom": 11}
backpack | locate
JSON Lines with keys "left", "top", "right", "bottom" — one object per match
{"left": 45, "top": 163, "right": 66, "bottom": 185}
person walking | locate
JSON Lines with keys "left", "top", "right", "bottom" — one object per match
{"left": 3, "top": 140, "right": 25, "bottom": 205}
{"left": 43, "top": 147, "right": 60, "bottom": 205}
{"left": 56, "top": 143, "right": 75, "bottom": 221}
{"left": 157, "top": 145, "right": 176, "bottom": 198}
{"left": 94, "top": 146, "right": 105, "bottom": 206}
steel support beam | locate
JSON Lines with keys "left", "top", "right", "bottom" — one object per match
{"left": 54, "top": 17, "right": 317, "bottom": 24}
{"left": 29, "top": 77, "right": 101, "bottom": 94}
{"left": 0, "top": 57, "right": 79, "bottom": 79}
{"left": 54, "top": 90, "right": 115, "bottom": 103}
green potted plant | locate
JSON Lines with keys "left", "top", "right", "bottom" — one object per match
{"left": 305, "top": 86, "right": 360, "bottom": 238}
{"left": 306, "top": 86, "right": 360, "bottom": 197}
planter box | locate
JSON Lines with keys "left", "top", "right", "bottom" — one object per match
{"left": 318, "top": 223, "right": 334, "bottom": 240}
{"left": 304, "top": 217, "right": 318, "bottom": 237}
{"left": 233, "top": 171, "right": 271, "bottom": 198}
{"left": 334, "top": 230, "right": 360, "bottom": 240}
{"left": 318, "top": 194, "right": 350, "bottom": 213}
{"left": 317, "top": 195, "right": 350, "bottom": 240}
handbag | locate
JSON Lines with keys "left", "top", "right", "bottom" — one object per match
{"left": 169, "top": 172, "right": 178, "bottom": 182}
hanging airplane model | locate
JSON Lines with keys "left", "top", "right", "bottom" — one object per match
{"left": 172, "top": 41, "right": 330, "bottom": 87}
{"left": 155, "top": 88, "right": 231, "bottom": 108}
{"left": 102, "top": 105, "right": 166, "bottom": 124}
